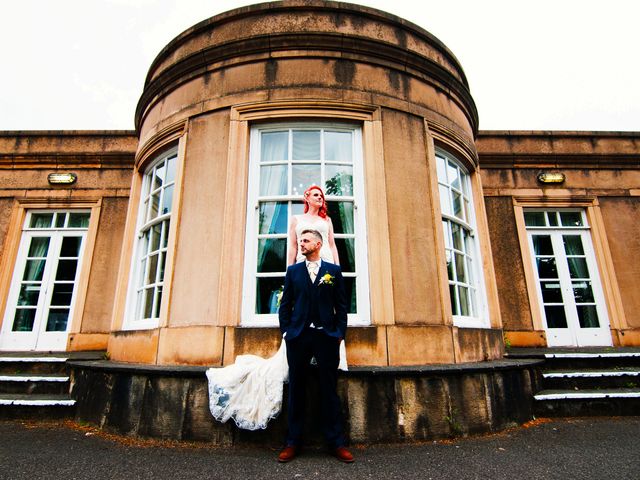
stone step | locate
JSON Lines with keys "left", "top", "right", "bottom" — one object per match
{"left": 0, "top": 355, "right": 69, "bottom": 375}
{"left": 0, "top": 373, "right": 70, "bottom": 395}
{"left": 0, "top": 394, "right": 76, "bottom": 419}
{"left": 0, "top": 393, "right": 76, "bottom": 406}
{"left": 542, "top": 368, "right": 640, "bottom": 390}
{"left": 534, "top": 388, "right": 640, "bottom": 416}
{"left": 541, "top": 352, "right": 640, "bottom": 370}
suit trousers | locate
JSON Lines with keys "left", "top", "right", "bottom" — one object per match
{"left": 285, "top": 327, "right": 345, "bottom": 448}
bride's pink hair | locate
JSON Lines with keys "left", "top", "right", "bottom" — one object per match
{"left": 303, "top": 185, "right": 328, "bottom": 219}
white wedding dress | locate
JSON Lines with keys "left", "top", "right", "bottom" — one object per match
{"left": 206, "top": 215, "right": 348, "bottom": 430}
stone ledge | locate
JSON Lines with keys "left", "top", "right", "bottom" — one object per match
{"left": 68, "top": 358, "right": 542, "bottom": 378}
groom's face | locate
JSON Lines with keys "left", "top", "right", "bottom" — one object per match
{"left": 299, "top": 233, "right": 322, "bottom": 257}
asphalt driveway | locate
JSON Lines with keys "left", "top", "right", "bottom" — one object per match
{"left": 0, "top": 417, "right": 638, "bottom": 480}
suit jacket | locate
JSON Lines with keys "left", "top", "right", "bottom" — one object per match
{"left": 278, "top": 260, "right": 348, "bottom": 341}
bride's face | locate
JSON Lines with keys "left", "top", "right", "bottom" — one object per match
{"left": 306, "top": 189, "right": 324, "bottom": 208}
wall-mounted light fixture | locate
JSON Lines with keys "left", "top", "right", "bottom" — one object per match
{"left": 537, "top": 172, "right": 565, "bottom": 184}
{"left": 48, "top": 172, "right": 77, "bottom": 185}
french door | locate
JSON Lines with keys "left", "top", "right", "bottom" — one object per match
{"left": 0, "top": 211, "right": 89, "bottom": 351}
{"left": 525, "top": 209, "right": 612, "bottom": 347}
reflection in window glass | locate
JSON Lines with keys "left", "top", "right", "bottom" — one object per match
{"left": 524, "top": 212, "right": 545, "bottom": 227}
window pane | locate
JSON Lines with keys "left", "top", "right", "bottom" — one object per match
{"left": 30, "top": 213, "right": 53, "bottom": 229}
{"left": 151, "top": 223, "right": 162, "bottom": 252}
{"left": 524, "top": 212, "right": 546, "bottom": 227}
{"left": 325, "top": 165, "right": 353, "bottom": 196}
{"left": 23, "top": 260, "right": 46, "bottom": 282}
{"left": 540, "top": 282, "right": 563, "bottom": 303}
{"left": 573, "top": 281, "right": 595, "bottom": 303}
{"left": 292, "top": 164, "right": 321, "bottom": 196}
{"left": 60, "top": 236, "right": 82, "bottom": 257}
{"left": 327, "top": 202, "right": 354, "bottom": 234}
{"left": 257, "top": 239, "right": 287, "bottom": 273}
{"left": 159, "top": 252, "right": 166, "bottom": 280}
{"left": 165, "top": 156, "right": 177, "bottom": 184}
{"left": 455, "top": 253, "right": 466, "bottom": 283}
{"left": 532, "top": 235, "right": 553, "bottom": 255}
{"left": 46, "top": 308, "right": 69, "bottom": 331}
{"left": 544, "top": 305, "right": 568, "bottom": 328}
{"left": 452, "top": 191, "right": 463, "bottom": 219}
{"left": 256, "top": 277, "right": 285, "bottom": 314}
{"left": 436, "top": 155, "right": 447, "bottom": 183}
{"left": 292, "top": 130, "right": 320, "bottom": 160}
{"left": 343, "top": 276, "right": 357, "bottom": 314}
{"left": 162, "top": 221, "right": 170, "bottom": 248}
{"left": 459, "top": 286, "right": 471, "bottom": 316}
{"left": 260, "top": 165, "right": 288, "bottom": 196}
{"left": 439, "top": 185, "right": 451, "bottom": 216}
{"left": 153, "top": 162, "right": 165, "bottom": 190}
{"left": 536, "top": 257, "right": 558, "bottom": 279}
{"left": 51, "top": 283, "right": 74, "bottom": 306}
{"left": 451, "top": 223, "right": 463, "bottom": 251}
{"left": 55, "top": 260, "right": 78, "bottom": 281}
{"left": 334, "top": 238, "right": 355, "bottom": 273}
{"left": 324, "top": 131, "right": 352, "bottom": 162}
{"left": 442, "top": 221, "right": 451, "bottom": 249}
{"left": 261, "top": 131, "right": 289, "bottom": 162}
{"left": 445, "top": 249, "right": 454, "bottom": 280}
{"left": 259, "top": 202, "right": 288, "bottom": 234}
{"left": 161, "top": 185, "right": 174, "bottom": 216}
{"left": 154, "top": 286, "right": 163, "bottom": 318}
{"left": 28, "top": 237, "right": 50, "bottom": 258}
{"left": 18, "top": 284, "right": 41, "bottom": 306}
{"left": 291, "top": 201, "right": 305, "bottom": 216}
{"left": 68, "top": 212, "right": 90, "bottom": 229}
{"left": 568, "top": 258, "right": 589, "bottom": 279}
{"left": 144, "top": 288, "right": 154, "bottom": 319}
{"left": 563, "top": 235, "right": 585, "bottom": 255}
{"left": 449, "top": 284, "right": 458, "bottom": 315}
{"left": 148, "top": 192, "right": 160, "bottom": 221}
{"left": 547, "top": 211, "right": 559, "bottom": 226}
{"left": 447, "top": 162, "right": 460, "bottom": 190}
{"left": 12, "top": 309, "right": 36, "bottom": 332}
{"left": 560, "top": 211, "right": 583, "bottom": 227}
{"left": 147, "top": 254, "right": 158, "bottom": 284}
{"left": 577, "top": 305, "right": 600, "bottom": 328}
{"left": 55, "top": 213, "right": 67, "bottom": 228}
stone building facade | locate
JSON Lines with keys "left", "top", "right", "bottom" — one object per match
{"left": 1, "top": 1, "right": 638, "bottom": 366}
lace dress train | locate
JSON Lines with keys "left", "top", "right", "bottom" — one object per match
{"left": 206, "top": 340, "right": 348, "bottom": 430}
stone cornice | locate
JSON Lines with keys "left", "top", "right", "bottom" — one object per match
{"left": 135, "top": 32, "right": 478, "bottom": 135}
{"left": 0, "top": 153, "right": 135, "bottom": 169}
{"left": 477, "top": 130, "right": 640, "bottom": 169}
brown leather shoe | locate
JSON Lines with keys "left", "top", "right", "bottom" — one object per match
{"left": 277, "top": 445, "right": 298, "bottom": 463}
{"left": 333, "top": 446, "right": 355, "bottom": 463}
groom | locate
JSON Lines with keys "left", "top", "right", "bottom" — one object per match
{"left": 277, "top": 229, "right": 354, "bottom": 463}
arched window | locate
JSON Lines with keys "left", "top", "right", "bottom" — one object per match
{"left": 125, "top": 147, "right": 177, "bottom": 329}
{"left": 436, "top": 149, "right": 487, "bottom": 327}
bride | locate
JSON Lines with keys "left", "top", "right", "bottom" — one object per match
{"left": 287, "top": 185, "right": 340, "bottom": 267}
{"left": 206, "top": 185, "right": 348, "bottom": 430}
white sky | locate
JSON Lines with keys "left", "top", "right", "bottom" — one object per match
{"left": 1, "top": 0, "right": 638, "bottom": 132}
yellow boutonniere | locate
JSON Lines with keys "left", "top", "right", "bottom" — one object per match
{"left": 318, "top": 273, "right": 334, "bottom": 286}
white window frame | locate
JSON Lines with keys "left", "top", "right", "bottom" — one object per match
{"left": 123, "top": 147, "right": 178, "bottom": 330}
{"left": 0, "top": 209, "right": 90, "bottom": 351}
{"left": 523, "top": 208, "right": 612, "bottom": 347}
{"left": 436, "top": 149, "right": 489, "bottom": 328}
{"left": 241, "top": 122, "right": 370, "bottom": 327}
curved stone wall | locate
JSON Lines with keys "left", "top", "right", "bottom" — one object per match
{"left": 108, "top": 1, "right": 502, "bottom": 367}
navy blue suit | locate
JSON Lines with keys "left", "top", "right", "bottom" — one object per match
{"left": 278, "top": 260, "right": 348, "bottom": 448}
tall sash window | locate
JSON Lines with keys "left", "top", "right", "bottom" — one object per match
{"left": 242, "top": 123, "right": 369, "bottom": 326}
